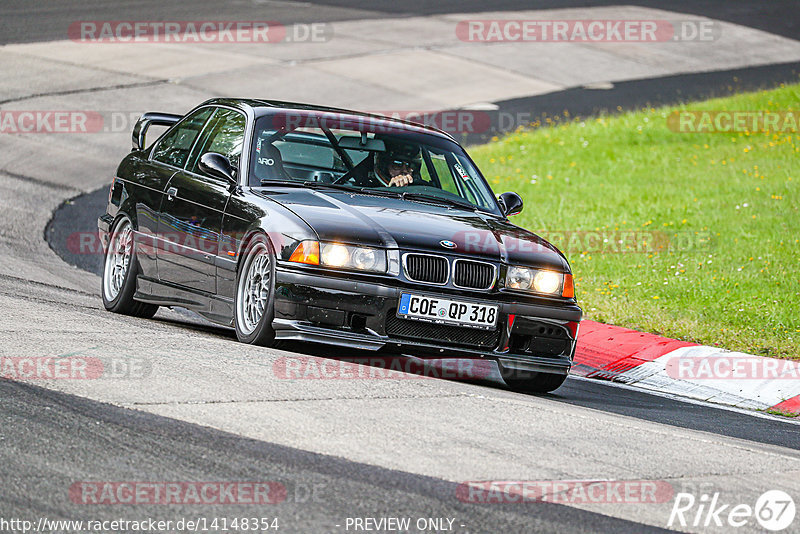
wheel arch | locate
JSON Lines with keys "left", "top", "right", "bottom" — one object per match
{"left": 114, "top": 195, "right": 140, "bottom": 231}
{"left": 235, "top": 227, "right": 276, "bottom": 274}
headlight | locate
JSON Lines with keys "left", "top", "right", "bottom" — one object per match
{"left": 289, "top": 241, "right": 387, "bottom": 273}
{"left": 322, "top": 243, "right": 350, "bottom": 267}
{"left": 301, "top": 242, "right": 385, "bottom": 273}
{"left": 506, "top": 266, "right": 564, "bottom": 295}
{"left": 533, "top": 270, "right": 561, "bottom": 294}
{"left": 507, "top": 266, "right": 533, "bottom": 290}
{"left": 351, "top": 247, "right": 380, "bottom": 271}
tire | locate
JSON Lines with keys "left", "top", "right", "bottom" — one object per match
{"left": 234, "top": 234, "right": 279, "bottom": 346}
{"left": 500, "top": 365, "right": 568, "bottom": 393}
{"left": 101, "top": 214, "right": 159, "bottom": 318}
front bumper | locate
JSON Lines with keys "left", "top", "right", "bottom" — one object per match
{"left": 273, "top": 265, "right": 582, "bottom": 376}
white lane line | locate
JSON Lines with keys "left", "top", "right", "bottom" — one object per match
{"left": 569, "top": 375, "right": 800, "bottom": 426}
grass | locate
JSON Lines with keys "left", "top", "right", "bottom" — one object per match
{"left": 764, "top": 408, "right": 800, "bottom": 418}
{"left": 469, "top": 83, "right": 800, "bottom": 359}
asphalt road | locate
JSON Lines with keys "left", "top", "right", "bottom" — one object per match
{"left": 1, "top": 0, "right": 798, "bottom": 44}
{"left": 48, "top": 186, "right": 800, "bottom": 449}
{"left": 4, "top": 2, "right": 800, "bottom": 533}
{"left": 1, "top": 379, "right": 677, "bottom": 534}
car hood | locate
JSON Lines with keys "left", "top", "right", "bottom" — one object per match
{"left": 257, "top": 188, "right": 569, "bottom": 271}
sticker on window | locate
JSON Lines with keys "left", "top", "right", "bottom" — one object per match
{"left": 454, "top": 162, "right": 471, "bottom": 181}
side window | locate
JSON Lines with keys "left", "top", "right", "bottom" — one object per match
{"left": 151, "top": 108, "right": 212, "bottom": 168}
{"left": 186, "top": 108, "right": 247, "bottom": 176}
{"left": 429, "top": 152, "right": 459, "bottom": 195}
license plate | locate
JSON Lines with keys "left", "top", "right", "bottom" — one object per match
{"left": 397, "top": 293, "right": 498, "bottom": 330}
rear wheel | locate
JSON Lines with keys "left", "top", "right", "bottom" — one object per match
{"left": 101, "top": 214, "right": 158, "bottom": 318}
{"left": 234, "top": 234, "right": 279, "bottom": 346}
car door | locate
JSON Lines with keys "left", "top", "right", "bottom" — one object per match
{"left": 156, "top": 107, "right": 246, "bottom": 294}
{"left": 133, "top": 107, "right": 213, "bottom": 278}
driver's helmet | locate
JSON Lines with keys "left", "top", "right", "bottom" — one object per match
{"left": 374, "top": 139, "right": 422, "bottom": 184}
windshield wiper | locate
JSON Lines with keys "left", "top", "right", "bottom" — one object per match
{"left": 400, "top": 192, "right": 477, "bottom": 211}
{"left": 301, "top": 181, "right": 359, "bottom": 192}
{"left": 302, "top": 182, "right": 404, "bottom": 199}
{"left": 357, "top": 188, "right": 403, "bottom": 198}
{"left": 290, "top": 182, "right": 476, "bottom": 210}
{"left": 259, "top": 179, "right": 304, "bottom": 186}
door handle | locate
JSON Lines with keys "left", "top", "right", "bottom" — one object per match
{"left": 167, "top": 187, "right": 178, "bottom": 201}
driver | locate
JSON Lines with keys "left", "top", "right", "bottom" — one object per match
{"left": 373, "top": 141, "right": 421, "bottom": 187}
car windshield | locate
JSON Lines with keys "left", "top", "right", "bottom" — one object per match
{"left": 249, "top": 112, "right": 501, "bottom": 214}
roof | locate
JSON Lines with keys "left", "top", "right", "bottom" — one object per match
{"left": 197, "top": 98, "right": 456, "bottom": 141}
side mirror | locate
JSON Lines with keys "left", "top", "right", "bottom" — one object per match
{"left": 199, "top": 152, "right": 236, "bottom": 184}
{"left": 498, "top": 191, "right": 523, "bottom": 216}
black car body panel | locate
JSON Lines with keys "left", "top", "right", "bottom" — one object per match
{"left": 255, "top": 188, "right": 569, "bottom": 269}
{"left": 99, "top": 98, "right": 582, "bottom": 378}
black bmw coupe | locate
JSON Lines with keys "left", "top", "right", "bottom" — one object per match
{"left": 98, "top": 99, "right": 582, "bottom": 392}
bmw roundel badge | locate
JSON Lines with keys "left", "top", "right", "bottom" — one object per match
{"left": 440, "top": 240, "right": 457, "bottom": 249}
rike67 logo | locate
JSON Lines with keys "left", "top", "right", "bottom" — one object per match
{"left": 669, "top": 489, "right": 796, "bottom": 531}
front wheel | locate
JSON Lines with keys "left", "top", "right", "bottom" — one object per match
{"left": 234, "top": 234, "right": 279, "bottom": 346}
{"left": 101, "top": 214, "right": 158, "bottom": 318}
